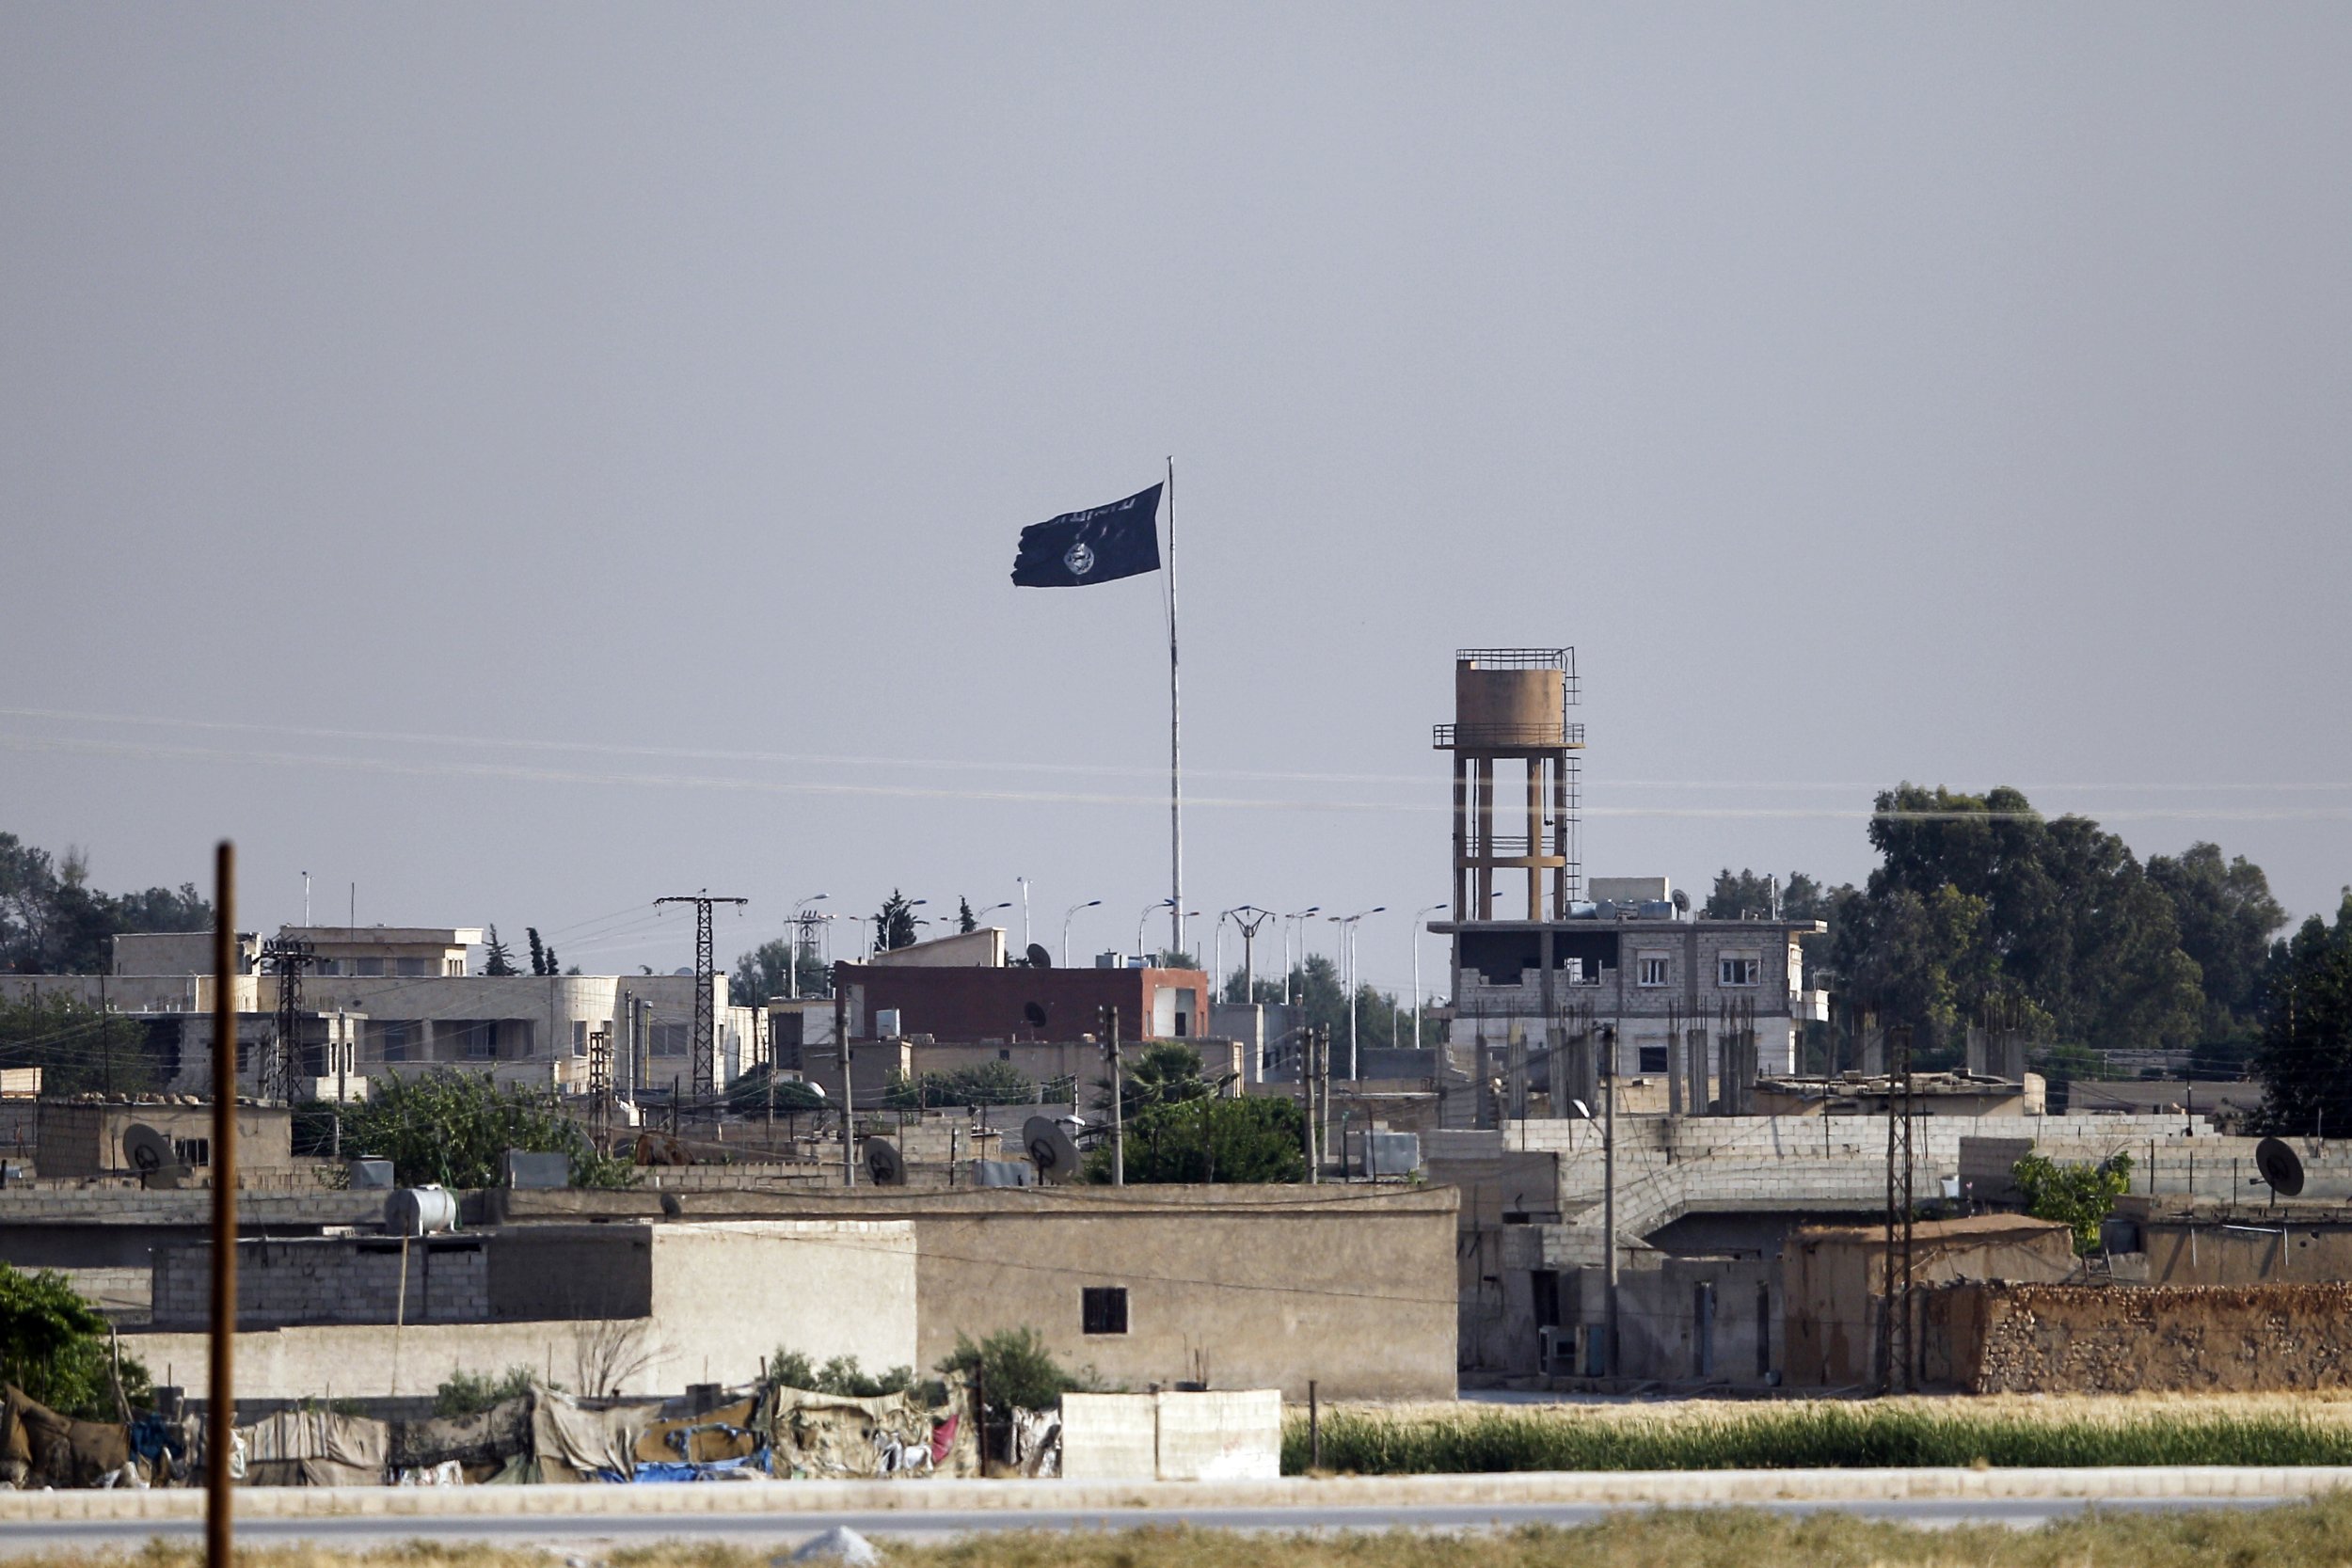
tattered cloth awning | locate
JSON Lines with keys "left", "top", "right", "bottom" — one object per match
{"left": 530, "top": 1387, "right": 644, "bottom": 1483}
{"left": 389, "top": 1396, "right": 532, "bottom": 1471}
{"left": 240, "top": 1407, "right": 389, "bottom": 1487}
{"left": 771, "top": 1384, "right": 975, "bottom": 1480}
{"left": 1, "top": 1385, "right": 129, "bottom": 1489}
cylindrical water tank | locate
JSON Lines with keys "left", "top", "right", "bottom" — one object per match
{"left": 1454, "top": 663, "right": 1565, "bottom": 746}
{"left": 384, "top": 1184, "right": 458, "bottom": 1236}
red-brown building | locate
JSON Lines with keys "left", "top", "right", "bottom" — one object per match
{"left": 833, "top": 960, "right": 1209, "bottom": 1043}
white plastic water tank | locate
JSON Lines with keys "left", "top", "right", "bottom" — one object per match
{"left": 384, "top": 1185, "right": 458, "bottom": 1236}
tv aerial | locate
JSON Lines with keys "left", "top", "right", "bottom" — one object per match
{"left": 1023, "top": 1115, "right": 1083, "bottom": 1184}
{"left": 865, "top": 1138, "right": 906, "bottom": 1187}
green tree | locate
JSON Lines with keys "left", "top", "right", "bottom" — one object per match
{"left": 2011, "top": 1151, "right": 2134, "bottom": 1255}
{"left": 875, "top": 890, "right": 919, "bottom": 952}
{"left": 0, "top": 832, "right": 212, "bottom": 975}
{"left": 934, "top": 1326, "right": 1085, "bottom": 1418}
{"left": 481, "top": 926, "right": 519, "bottom": 976}
{"left": 1093, "top": 1041, "right": 1213, "bottom": 1120}
{"left": 1088, "top": 1094, "right": 1306, "bottom": 1184}
{"left": 2253, "top": 891, "right": 2352, "bottom": 1138}
{"left": 731, "top": 938, "right": 829, "bottom": 1004}
{"left": 0, "top": 1263, "right": 150, "bottom": 1418}
{"left": 2147, "top": 843, "right": 2287, "bottom": 1042}
{"left": 1836, "top": 784, "right": 2208, "bottom": 1055}
{"left": 882, "top": 1061, "right": 1039, "bottom": 1110}
{"left": 957, "top": 897, "right": 977, "bottom": 934}
{"left": 0, "top": 992, "right": 161, "bottom": 1098}
{"left": 333, "top": 1069, "right": 635, "bottom": 1188}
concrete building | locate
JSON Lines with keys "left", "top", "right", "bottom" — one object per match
{"left": 21, "top": 927, "right": 757, "bottom": 1101}
{"left": 1781, "top": 1213, "right": 2079, "bottom": 1387}
{"left": 491, "top": 1182, "right": 1457, "bottom": 1401}
{"left": 134, "top": 1219, "right": 918, "bottom": 1402}
{"left": 1432, "top": 1110, "right": 2246, "bottom": 1386}
{"left": 127, "top": 1182, "right": 1455, "bottom": 1403}
{"left": 33, "top": 1100, "right": 294, "bottom": 1182}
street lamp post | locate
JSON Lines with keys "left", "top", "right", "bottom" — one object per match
{"left": 1016, "top": 878, "right": 1030, "bottom": 953}
{"left": 1411, "top": 902, "right": 1445, "bottom": 1051}
{"left": 1329, "top": 907, "right": 1386, "bottom": 1079}
{"left": 1137, "top": 898, "right": 1174, "bottom": 963}
{"left": 1282, "top": 907, "right": 1321, "bottom": 1005}
{"left": 787, "top": 894, "right": 828, "bottom": 999}
{"left": 1062, "top": 900, "right": 1103, "bottom": 968}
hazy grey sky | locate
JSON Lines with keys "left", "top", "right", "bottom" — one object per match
{"left": 6, "top": 5, "right": 2348, "bottom": 990}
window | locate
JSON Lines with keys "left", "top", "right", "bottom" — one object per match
{"left": 1081, "top": 1286, "right": 1128, "bottom": 1336}
{"left": 1718, "top": 954, "right": 1760, "bottom": 988}
{"left": 370, "top": 1020, "right": 419, "bottom": 1062}
{"left": 650, "top": 1022, "right": 690, "bottom": 1057}
{"left": 314, "top": 958, "right": 341, "bottom": 976}
{"left": 571, "top": 1021, "right": 589, "bottom": 1057}
{"left": 395, "top": 958, "right": 431, "bottom": 977}
{"left": 446, "top": 958, "right": 465, "bottom": 976}
{"left": 1637, "top": 955, "right": 1670, "bottom": 988}
{"left": 354, "top": 958, "right": 385, "bottom": 977}
{"left": 1637, "top": 1043, "right": 1670, "bottom": 1074}
{"left": 174, "top": 1136, "right": 210, "bottom": 1168}
{"left": 453, "top": 1022, "right": 498, "bottom": 1060}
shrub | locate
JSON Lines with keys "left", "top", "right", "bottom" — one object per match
{"left": 432, "top": 1364, "right": 538, "bottom": 1418}
{"left": 769, "top": 1347, "right": 920, "bottom": 1399}
{"left": 2011, "top": 1150, "right": 2134, "bottom": 1253}
{"left": 934, "top": 1326, "right": 1082, "bottom": 1418}
{"left": 333, "top": 1069, "right": 637, "bottom": 1189}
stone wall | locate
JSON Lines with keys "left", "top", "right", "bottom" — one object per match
{"left": 1931, "top": 1280, "right": 2352, "bottom": 1393}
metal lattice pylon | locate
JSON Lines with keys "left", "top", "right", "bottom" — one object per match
{"left": 655, "top": 893, "right": 747, "bottom": 1098}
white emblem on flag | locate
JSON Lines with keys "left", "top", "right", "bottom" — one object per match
{"left": 1063, "top": 541, "right": 1096, "bottom": 577}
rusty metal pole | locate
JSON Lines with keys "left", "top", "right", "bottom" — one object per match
{"left": 207, "top": 840, "right": 237, "bottom": 1568}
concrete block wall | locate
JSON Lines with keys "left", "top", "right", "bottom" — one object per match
{"left": 152, "top": 1238, "right": 488, "bottom": 1329}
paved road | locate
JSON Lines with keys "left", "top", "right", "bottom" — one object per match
{"left": 0, "top": 1494, "right": 2304, "bottom": 1553}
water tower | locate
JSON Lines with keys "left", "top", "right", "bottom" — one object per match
{"left": 1433, "top": 649, "right": 1581, "bottom": 922}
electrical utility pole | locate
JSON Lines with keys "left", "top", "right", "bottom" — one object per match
{"left": 1881, "top": 1022, "right": 1917, "bottom": 1394}
{"left": 1599, "top": 1023, "right": 1619, "bottom": 1379}
{"left": 1100, "top": 1005, "right": 1124, "bottom": 1187}
{"left": 259, "top": 936, "right": 317, "bottom": 1104}
{"left": 655, "top": 894, "right": 747, "bottom": 1099}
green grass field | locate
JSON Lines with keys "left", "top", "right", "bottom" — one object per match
{"left": 1285, "top": 1397, "right": 2352, "bottom": 1473}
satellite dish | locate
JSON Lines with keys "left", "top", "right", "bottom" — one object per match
{"left": 122, "top": 1123, "right": 189, "bottom": 1190}
{"left": 1023, "top": 1001, "right": 1049, "bottom": 1029}
{"left": 1026, "top": 943, "right": 1054, "bottom": 970}
{"left": 2255, "top": 1136, "right": 2306, "bottom": 1197}
{"left": 1024, "top": 1115, "right": 1082, "bottom": 1184}
{"left": 865, "top": 1139, "right": 905, "bottom": 1186}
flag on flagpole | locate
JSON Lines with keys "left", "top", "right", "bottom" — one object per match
{"left": 1009, "top": 483, "right": 1164, "bottom": 588}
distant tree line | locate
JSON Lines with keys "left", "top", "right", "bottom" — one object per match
{"left": 0, "top": 832, "right": 211, "bottom": 975}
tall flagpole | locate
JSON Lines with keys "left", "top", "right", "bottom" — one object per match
{"left": 1166, "top": 456, "right": 1184, "bottom": 960}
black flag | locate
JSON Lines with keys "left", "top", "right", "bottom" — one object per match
{"left": 1009, "top": 483, "right": 1163, "bottom": 588}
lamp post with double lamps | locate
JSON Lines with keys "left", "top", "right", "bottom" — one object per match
{"left": 1281, "top": 907, "right": 1321, "bottom": 1005}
